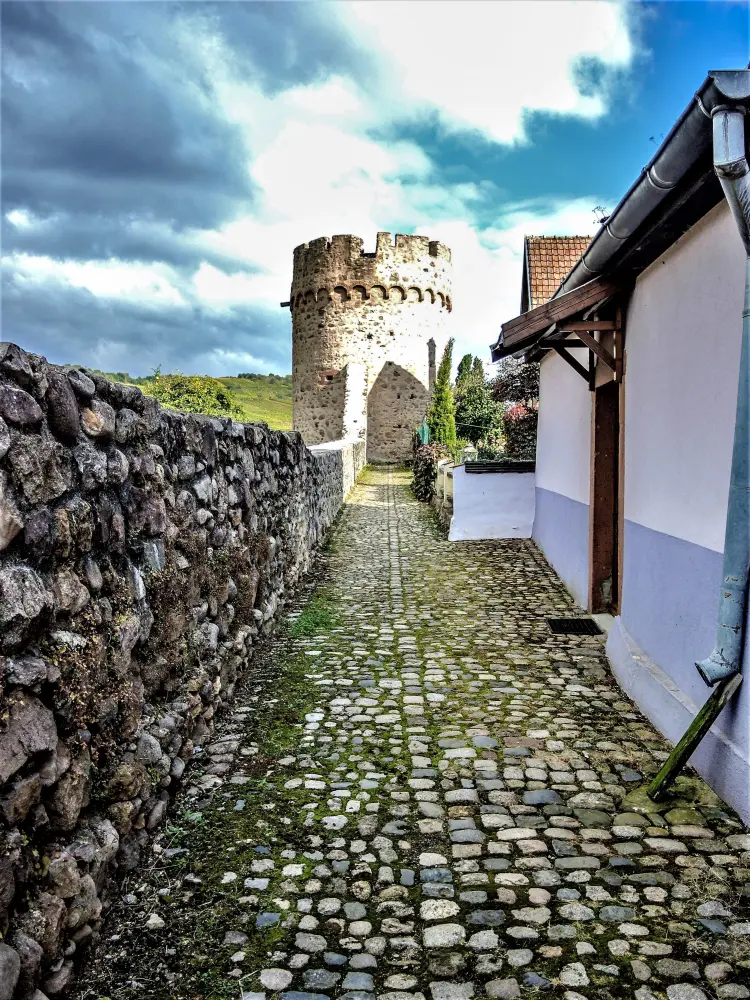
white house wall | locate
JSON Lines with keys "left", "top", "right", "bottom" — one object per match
{"left": 533, "top": 348, "right": 592, "bottom": 606}
{"left": 606, "top": 200, "right": 749, "bottom": 821}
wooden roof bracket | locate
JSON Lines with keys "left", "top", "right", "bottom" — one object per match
{"left": 566, "top": 329, "right": 616, "bottom": 373}
{"left": 552, "top": 344, "right": 589, "bottom": 381}
{"left": 548, "top": 300, "right": 626, "bottom": 390}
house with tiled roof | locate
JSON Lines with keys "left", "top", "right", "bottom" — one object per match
{"left": 520, "top": 235, "right": 591, "bottom": 312}
{"left": 490, "top": 68, "right": 750, "bottom": 823}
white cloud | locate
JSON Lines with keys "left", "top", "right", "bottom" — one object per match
{"left": 5, "top": 1, "right": 634, "bottom": 371}
{"left": 204, "top": 348, "right": 278, "bottom": 375}
{"left": 6, "top": 209, "right": 32, "bottom": 229}
{"left": 7, "top": 252, "right": 188, "bottom": 307}
{"left": 338, "top": 0, "right": 633, "bottom": 144}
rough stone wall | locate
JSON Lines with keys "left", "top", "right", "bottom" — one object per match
{"left": 290, "top": 232, "right": 452, "bottom": 462}
{"left": 0, "top": 342, "right": 365, "bottom": 999}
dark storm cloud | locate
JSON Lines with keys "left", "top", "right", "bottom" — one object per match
{"left": 1, "top": 212, "right": 259, "bottom": 275}
{"left": 209, "top": 1, "right": 373, "bottom": 95}
{"left": 1, "top": 2, "right": 252, "bottom": 229}
{"left": 1, "top": 266, "right": 291, "bottom": 377}
{"left": 0, "top": 1, "right": 360, "bottom": 373}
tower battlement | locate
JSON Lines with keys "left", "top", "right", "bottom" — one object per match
{"left": 293, "top": 232, "right": 451, "bottom": 267}
{"left": 291, "top": 232, "right": 452, "bottom": 302}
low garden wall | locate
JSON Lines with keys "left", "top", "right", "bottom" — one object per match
{"left": 0, "top": 342, "right": 365, "bottom": 998}
{"left": 448, "top": 465, "right": 535, "bottom": 541}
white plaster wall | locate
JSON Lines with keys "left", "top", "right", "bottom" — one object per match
{"left": 341, "top": 363, "right": 367, "bottom": 441}
{"left": 535, "top": 349, "right": 591, "bottom": 504}
{"left": 449, "top": 468, "right": 535, "bottom": 541}
{"left": 624, "top": 201, "right": 746, "bottom": 551}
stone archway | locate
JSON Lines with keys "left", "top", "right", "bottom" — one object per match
{"left": 366, "top": 362, "right": 429, "bottom": 463}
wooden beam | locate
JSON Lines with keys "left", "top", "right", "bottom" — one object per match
{"left": 526, "top": 340, "right": 597, "bottom": 359}
{"left": 646, "top": 674, "right": 742, "bottom": 802}
{"left": 617, "top": 376, "right": 626, "bottom": 610}
{"left": 558, "top": 320, "right": 618, "bottom": 332}
{"left": 575, "top": 330, "right": 616, "bottom": 372}
{"left": 497, "top": 276, "right": 618, "bottom": 352}
{"left": 553, "top": 345, "right": 590, "bottom": 382}
{"left": 588, "top": 381, "right": 619, "bottom": 612}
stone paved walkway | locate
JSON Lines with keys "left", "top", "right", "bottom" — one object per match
{"left": 76, "top": 468, "right": 750, "bottom": 1000}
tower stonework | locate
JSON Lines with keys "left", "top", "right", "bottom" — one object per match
{"left": 288, "top": 232, "right": 452, "bottom": 462}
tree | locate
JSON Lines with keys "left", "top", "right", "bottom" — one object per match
{"left": 455, "top": 355, "right": 503, "bottom": 445}
{"left": 491, "top": 357, "right": 540, "bottom": 460}
{"left": 491, "top": 356, "right": 539, "bottom": 409}
{"left": 427, "top": 338, "right": 457, "bottom": 447}
{"left": 455, "top": 353, "right": 473, "bottom": 392}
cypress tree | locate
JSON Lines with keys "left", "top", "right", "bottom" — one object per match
{"left": 455, "top": 353, "right": 473, "bottom": 392}
{"left": 427, "top": 338, "right": 457, "bottom": 447}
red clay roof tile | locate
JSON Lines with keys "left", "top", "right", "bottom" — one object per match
{"left": 525, "top": 236, "right": 591, "bottom": 308}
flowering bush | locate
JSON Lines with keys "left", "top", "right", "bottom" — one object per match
{"left": 412, "top": 443, "right": 450, "bottom": 502}
{"left": 503, "top": 404, "right": 538, "bottom": 460}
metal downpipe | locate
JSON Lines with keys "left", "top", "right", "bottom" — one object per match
{"left": 696, "top": 107, "right": 750, "bottom": 685}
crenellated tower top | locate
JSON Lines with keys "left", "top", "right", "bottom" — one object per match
{"left": 290, "top": 232, "right": 452, "bottom": 308}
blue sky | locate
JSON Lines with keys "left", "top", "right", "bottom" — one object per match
{"left": 2, "top": 1, "right": 747, "bottom": 375}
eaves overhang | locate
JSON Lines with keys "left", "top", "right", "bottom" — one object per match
{"left": 491, "top": 69, "right": 750, "bottom": 363}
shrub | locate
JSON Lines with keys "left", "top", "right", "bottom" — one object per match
{"left": 455, "top": 353, "right": 474, "bottom": 392}
{"left": 503, "top": 403, "right": 538, "bottom": 459}
{"left": 412, "top": 443, "right": 450, "bottom": 502}
{"left": 146, "top": 373, "right": 244, "bottom": 419}
{"left": 477, "top": 443, "right": 506, "bottom": 461}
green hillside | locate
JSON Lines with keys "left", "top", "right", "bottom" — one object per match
{"left": 218, "top": 376, "right": 292, "bottom": 430}
{"left": 92, "top": 370, "right": 293, "bottom": 430}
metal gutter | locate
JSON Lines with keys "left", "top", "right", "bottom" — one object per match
{"left": 556, "top": 70, "right": 750, "bottom": 298}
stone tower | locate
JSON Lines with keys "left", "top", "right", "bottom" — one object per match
{"left": 286, "top": 232, "right": 452, "bottom": 462}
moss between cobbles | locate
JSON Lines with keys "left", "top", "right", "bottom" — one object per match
{"left": 288, "top": 587, "right": 336, "bottom": 638}
{"left": 73, "top": 499, "right": 350, "bottom": 999}
{"left": 77, "top": 470, "right": 750, "bottom": 1000}
{"left": 79, "top": 660, "right": 321, "bottom": 995}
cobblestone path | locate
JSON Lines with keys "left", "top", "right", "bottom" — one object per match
{"left": 77, "top": 468, "right": 750, "bottom": 1000}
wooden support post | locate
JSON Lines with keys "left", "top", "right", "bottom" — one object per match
{"left": 617, "top": 373, "right": 626, "bottom": 612}
{"left": 588, "top": 380, "right": 619, "bottom": 611}
{"left": 647, "top": 674, "right": 743, "bottom": 801}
